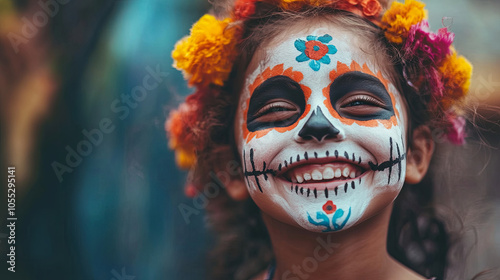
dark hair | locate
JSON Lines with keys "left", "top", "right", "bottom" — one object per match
{"left": 189, "top": 4, "right": 450, "bottom": 280}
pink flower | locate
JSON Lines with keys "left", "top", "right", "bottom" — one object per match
{"left": 404, "top": 20, "right": 454, "bottom": 65}
{"left": 446, "top": 114, "right": 466, "bottom": 145}
{"left": 403, "top": 20, "right": 454, "bottom": 98}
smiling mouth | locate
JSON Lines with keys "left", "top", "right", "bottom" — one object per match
{"left": 279, "top": 159, "right": 366, "bottom": 184}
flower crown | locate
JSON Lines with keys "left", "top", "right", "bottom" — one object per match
{"left": 166, "top": 0, "right": 472, "bottom": 170}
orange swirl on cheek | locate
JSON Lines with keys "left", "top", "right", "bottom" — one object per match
{"left": 323, "top": 61, "right": 400, "bottom": 129}
{"left": 242, "top": 64, "right": 311, "bottom": 143}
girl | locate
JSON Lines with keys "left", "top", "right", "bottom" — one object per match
{"left": 167, "top": 0, "right": 472, "bottom": 279}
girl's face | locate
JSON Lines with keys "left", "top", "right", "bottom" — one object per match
{"left": 234, "top": 21, "right": 409, "bottom": 232}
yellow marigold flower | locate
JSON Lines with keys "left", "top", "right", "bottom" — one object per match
{"left": 381, "top": 0, "right": 427, "bottom": 44}
{"left": 439, "top": 50, "right": 473, "bottom": 109}
{"left": 280, "top": 0, "right": 306, "bottom": 10}
{"left": 175, "top": 148, "right": 196, "bottom": 169}
{"left": 278, "top": 0, "right": 328, "bottom": 10}
{"left": 172, "top": 15, "right": 241, "bottom": 87}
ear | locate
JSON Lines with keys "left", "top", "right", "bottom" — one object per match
{"left": 225, "top": 178, "right": 249, "bottom": 201}
{"left": 405, "top": 125, "right": 435, "bottom": 184}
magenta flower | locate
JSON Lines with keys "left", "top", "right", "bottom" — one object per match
{"left": 446, "top": 114, "right": 466, "bottom": 145}
{"left": 404, "top": 20, "right": 455, "bottom": 98}
{"left": 404, "top": 20, "right": 454, "bottom": 64}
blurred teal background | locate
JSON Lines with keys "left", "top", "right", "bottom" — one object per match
{"left": 0, "top": 0, "right": 499, "bottom": 279}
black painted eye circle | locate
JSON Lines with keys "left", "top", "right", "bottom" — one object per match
{"left": 247, "top": 75, "right": 306, "bottom": 132}
{"left": 329, "top": 72, "right": 395, "bottom": 121}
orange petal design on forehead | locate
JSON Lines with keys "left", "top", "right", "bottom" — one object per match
{"left": 243, "top": 64, "right": 311, "bottom": 143}
{"left": 324, "top": 61, "right": 400, "bottom": 129}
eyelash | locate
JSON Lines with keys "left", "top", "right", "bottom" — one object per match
{"left": 254, "top": 102, "right": 297, "bottom": 118}
{"left": 341, "top": 95, "right": 385, "bottom": 108}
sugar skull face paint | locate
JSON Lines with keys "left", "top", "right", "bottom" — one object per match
{"left": 234, "top": 22, "right": 409, "bottom": 232}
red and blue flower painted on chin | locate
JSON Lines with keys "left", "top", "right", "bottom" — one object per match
{"left": 308, "top": 200, "right": 351, "bottom": 232}
{"left": 295, "top": 34, "right": 337, "bottom": 71}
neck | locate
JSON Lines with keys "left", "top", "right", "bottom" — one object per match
{"left": 263, "top": 203, "right": 420, "bottom": 280}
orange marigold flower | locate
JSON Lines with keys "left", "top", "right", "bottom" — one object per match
{"left": 381, "top": 0, "right": 427, "bottom": 44}
{"left": 280, "top": 0, "right": 306, "bottom": 10}
{"left": 361, "top": 0, "right": 382, "bottom": 17}
{"left": 172, "top": 15, "right": 241, "bottom": 87}
{"left": 439, "top": 50, "right": 472, "bottom": 109}
{"left": 234, "top": 0, "right": 256, "bottom": 20}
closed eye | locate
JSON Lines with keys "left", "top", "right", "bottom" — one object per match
{"left": 338, "top": 93, "right": 389, "bottom": 117}
{"left": 328, "top": 71, "right": 395, "bottom": 121}
{"left": 252, "top": 100, "right": 300, "bottom": 123}
{"left": 340, "top": 94, "right": 385, "bottom": 108}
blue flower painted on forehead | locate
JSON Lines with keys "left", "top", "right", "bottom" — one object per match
{"left": 295, "top": 34, "right": 337, "bottom": 71}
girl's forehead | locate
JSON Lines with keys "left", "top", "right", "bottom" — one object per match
{"left": 245, "top": 24, "right": 381, "bottom": 81}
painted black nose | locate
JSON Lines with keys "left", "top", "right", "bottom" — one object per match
{"left": 298, "top": 107, "right": 339, "bottom": 141}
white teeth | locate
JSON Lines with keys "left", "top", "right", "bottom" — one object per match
{"left": 335, "top": 169, "right": 342, "bottom": 178}
{"left": 312, "top": 170, "right": 322, "bottom": 180}
{"left": 290, "top": 164, "right": 362, "bottom": 183}
{"left": 296, "top": 174, "right": 304, "bottom": 183}
{"left": 323, "top": 167, "right": 335, "bottom": 180}
{"left": 342, "top": 167, "right": 350, "bottom": 177}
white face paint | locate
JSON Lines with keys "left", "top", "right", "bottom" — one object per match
{"left": 234, "top": 22, "right": 409, "bottom": 232}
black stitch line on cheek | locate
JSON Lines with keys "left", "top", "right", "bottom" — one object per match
{"left": 244, "top": 149, "right": 279, "bottom": 193}
{"left": 307, "top": 188, "right": 310, "bottom": 197}
{"left": 262, "top": 161, "right": 267, "bottom": 180}
{"left": 358, "top": 156, "right": 361, "bottom": 165}
{"left": 396, "top": 142, "right": 401, "bottom": 182}
{"left": 295, "top": 185, "right": 298, "bottom": 194}
{"left": 335, "top": 150, "right": 339, "bottom": 158}
{"left": 297, "top": 155, "right": 300, "bottom": 162}
{"left": 334, "top": 186, "right": 338, "bottom": 196}
{"left": 359, "top": 177, "right": 361, "bottom": 184}
{"left": 300, "top": 187, "right": 304, "bottom": 195}
{"left": 314, "top": 152, "right": 318, "bottom": 158}
{"left": 304, "top": 152, "right": 309, "bottom": 160}
{"left": 367, "top": 137, "right": 407, "bottom": 178}
{"left": 314, "top": 188, "right": 317, "bottom": 198}
{"left": 249, "top": 149, "right": 263, "bottom": 193}
{"left": 285, "top": 160, "right": 288, "bottom": 168}
{"left": 290, "top": 156, "right": 293, "bottom": 165}
{"left": 352, "top": 153, "right": 355, "bottom": 162}
{"left": 243, "top": 150, "right": 251, "bottom": 188}
{"left": 388, "top": 137, "right": 393, "bottom": 184}
{"left": 326, "top": 150, "right": 330, "bottom": 157}
{"left": 325, "top": 187, "right": 329, "bottom": 198}
{"left": 344, "top": 151, "right": 349, "bottom": 160}
{"left": 344, "top": 182, "right": 348, "bottom": 193}
{"left": 351, "top": 181, "right": 355, "bottom": 189}
{"left": 278, "top": 164, "right": 282, "bottom": 171}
